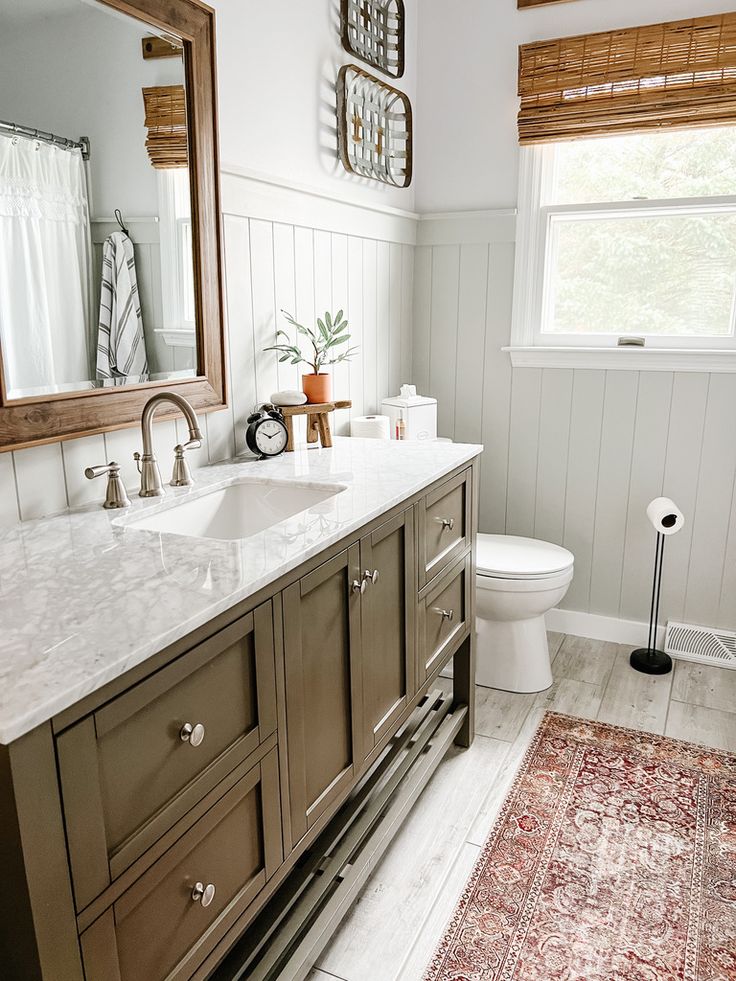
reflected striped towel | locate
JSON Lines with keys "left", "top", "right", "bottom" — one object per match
{"left": 96, "top": 231, "right": 148, "bottom": 380}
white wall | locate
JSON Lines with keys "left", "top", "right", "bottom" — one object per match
{"left": 414, "top": 0, "right": 736, "bottom": 635}
{"left": 415, "top": 0, "right": 734, "bottom": 213}
{"left": 211, "top": 0, "right": 419, "bottom": 213}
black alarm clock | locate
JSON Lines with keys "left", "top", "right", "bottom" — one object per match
{"left": 245, "top": 404, "right": 289, "bottom": 458}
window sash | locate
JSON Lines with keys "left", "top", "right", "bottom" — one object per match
{"left": 513, "top": 144, "right": 736, "bottom": 353}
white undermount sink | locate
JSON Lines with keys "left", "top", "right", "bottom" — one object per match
{"left": 124, "top": 479, "right": 345, "bottom": 541}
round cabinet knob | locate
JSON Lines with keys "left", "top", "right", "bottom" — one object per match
{"left": 352, "top": 578, "right": 367, "bottom": 595}
{"left": 180, "top": 722, "right": 206, "bottom": 747}
{"left": 363, "top": 569, "right": 380, "bottom": 585}
{"left": 439, "top": 517, "right": 455, "bottom": 532}
{"left": 191, "top": 882, "right": 216, "bottom": 907}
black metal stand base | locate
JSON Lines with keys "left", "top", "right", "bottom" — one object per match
{"left": 630, "top": 648, "right": 673, "bottom": 675}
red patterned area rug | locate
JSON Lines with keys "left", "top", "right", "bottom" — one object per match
{"left": 424, "top": 712, "right": 736, "bottom": 981}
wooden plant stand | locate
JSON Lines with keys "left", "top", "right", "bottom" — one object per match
{"left": 281, "top": 400, "right": 352, "bottom": 451}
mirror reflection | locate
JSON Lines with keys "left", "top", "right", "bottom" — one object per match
{"left": 0, "top": 0, "right": 198, "bottom": 400}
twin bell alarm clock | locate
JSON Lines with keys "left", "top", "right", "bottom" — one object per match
{"left": 245, "top": 404, "right": 289, "bottom": 458}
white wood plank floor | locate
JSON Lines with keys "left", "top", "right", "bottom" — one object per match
{"left": 310, "top": 634, "right": 736, "bottom": 981}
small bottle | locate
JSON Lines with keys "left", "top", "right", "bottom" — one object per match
{"left": 396, "top": 410, "right": 406, "bottom": 441}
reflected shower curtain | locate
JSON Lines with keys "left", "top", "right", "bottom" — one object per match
{"left": 0, "top": 135, "right": 92, "bottom": 397}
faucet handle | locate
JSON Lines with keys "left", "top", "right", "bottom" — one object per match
{"left": 171, "top": 443, "right": 198, "bottom": 487}
{"left": 84, "top": 462, "right": 131, "bottom": 510}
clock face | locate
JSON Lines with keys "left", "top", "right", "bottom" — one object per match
{"left": 255, "top": 417, "right": 288, "bottom": 455}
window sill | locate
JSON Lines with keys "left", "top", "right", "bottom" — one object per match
{"left": 503, "top": 346, "right": 736, "bottom": 372}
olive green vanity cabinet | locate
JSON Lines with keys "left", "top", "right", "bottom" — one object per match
{"left": 282, "top": 544, "right": 364, "bottom": 848}
{"left": 0, "top": 462, "right": 478, "bottom": 981}
{"left": 360, "top": 508, "right": 416, "bottom": 754}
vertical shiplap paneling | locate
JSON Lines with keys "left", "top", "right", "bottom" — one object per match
{"left": 684, "top": 374, "right": 736, "bottom": 627}
{"left": 411, "top": 246, "right": 432, "bottom": 397}
{"left": 479, "top": 242, "right": 514, "bottom": 535}
{"left": 658, "top": 373, "right": 710, "bottom": 624}
{"left": 388, "top": 243, "right": 403, "bottom": 398}
{"left": 718, "top": 477, "right": 736, "bottom": 628}
{"left": 362, "top": 239, "right": 378, "bottom": 413}
{"left": 223, "top": 214, "right": 257, "bottom": 457}
{"left": 13, "top": 443, "right": 67, "bottom": 521}
{"left": 453, "top": 245, "right": 489, "bottom": 445}
{"left": 588, "top": 371, "right": 639, "bottom": 615}
{"left": 533, "top": 369, "right": 574, "bottom": 545}
{"left": 0, "top": 454, "right": 19, "bottom": 527}
{"left": 347, "top": 237, "right": 364, "bottom": 423}
{"left": 400, "top": 243, "right": 414, "bottom": 387}
{"left": 429, "top": 246, "right": 461, "bottom": 438}
{"left": 560, "top": 370, "right": 605, "bottom": 613}
{"left": 272, "top": 223, "right": 298, "bottom": 395}
{"left": 376, "top": 241, "right": 391, "bottom": 405}
{"left": 618, "top": 372, "right": 673, "bottom": 623}
{"left": 331, "top": 234, "right": 351, "bottom": 436}
{"left": 249, "top": 219, "right": 279, "bottom": 406}
{"left": 505, "top": 368, "right": 542, "bottom": 537}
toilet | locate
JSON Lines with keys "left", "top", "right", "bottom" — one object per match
{"left": 476, "top": 534, "right": 574, "bottom": 693}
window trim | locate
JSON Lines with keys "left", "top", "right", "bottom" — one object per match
{"left": 508, "top": 144, "right": 736, "bottom": 371}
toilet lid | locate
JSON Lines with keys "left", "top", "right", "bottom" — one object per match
{"left": 477, "top": 534, "right": 574, "bottom": 580}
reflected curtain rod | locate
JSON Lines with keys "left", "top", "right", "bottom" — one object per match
{"left": 0, "top": 119, "right": 90, "bottom": 160}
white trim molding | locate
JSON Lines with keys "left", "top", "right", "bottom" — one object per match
{"left": 505, "top": 346, "right": 736, "bottom": 372}
{"left": 220, "top": 164, "right": 418, "bottom": 246}
{"left": 545, "top": 607, "right": 665, "bottom": 649}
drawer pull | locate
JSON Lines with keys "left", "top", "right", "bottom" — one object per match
{"left": 180, "top": 722, "right": 206, "bottom": 747}
{"left": 433, "top": 607, "right": 455, "bottom": 622}
{"left": 437, "top": 517, "right": 455, "bottom": 532}
{"left": 363, "top": 569, "right": 380, "bottom": 586}
{"left": 352, "top": 578, "right": 367, "bottom": 595}
{"left": 191, "top": 881, "right": 216, "bottom": 907}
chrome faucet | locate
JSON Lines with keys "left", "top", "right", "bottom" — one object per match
{"left": 134, "top": 392, "right": 203, "bottom": 497}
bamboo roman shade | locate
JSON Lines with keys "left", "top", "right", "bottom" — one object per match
{"left": 518, "top": 13, "right": 736, "bottom": 144}
{"left": 142, "top": 85, "right": 188, "bottom": 168}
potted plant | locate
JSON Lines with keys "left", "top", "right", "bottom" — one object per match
{"left": 265, "top": 309, "right": 358, "bottom": 404}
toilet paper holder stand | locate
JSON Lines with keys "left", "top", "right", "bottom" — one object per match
{"left": 630, "top": 499, "right": 683, "bottom": 676}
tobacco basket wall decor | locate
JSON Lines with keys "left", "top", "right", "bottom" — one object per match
{"left": 337, "top": 64, "right": 413, "bottom": 187}
{"left": 341, "top": 0, "right": 405, "bottom": 78}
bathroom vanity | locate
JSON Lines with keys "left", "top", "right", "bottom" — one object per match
{"left": 0, "top": 438, "right": 480, "bottom": 981}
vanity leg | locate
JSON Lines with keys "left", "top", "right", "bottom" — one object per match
{"left": 284, "top": 416, "right": 295, "bottom": 453}
{"left": 453, "top": 632, "right": 476, "bottom": 748}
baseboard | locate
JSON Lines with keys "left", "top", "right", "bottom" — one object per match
{"left": 545, "top": 608, "right": 665, "bottom": 649}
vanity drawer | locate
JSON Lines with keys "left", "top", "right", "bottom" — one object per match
{"left": 418, "top": 469, "right": 471, "bottom": 588}
{"left": 79, "top": 747, "right": 282, "bottom": 981}
{"left": 57, "top": 602, "right": 277, "bottom": 912}
{"left": 418, "top": 555, "right": 471, "bottom": 683}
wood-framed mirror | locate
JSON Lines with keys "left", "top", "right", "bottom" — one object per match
{"left": 0, "top": 0, "right": 226, "bottom": 451}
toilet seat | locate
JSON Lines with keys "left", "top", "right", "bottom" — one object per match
{"left": 477, "top": 534, "right": 574, "bottom": 581}
{"left": 476, "top": 565, "right": 574, "bottom": 593}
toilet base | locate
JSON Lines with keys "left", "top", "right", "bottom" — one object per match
{"left": 475, "top": 614, "right": 553, "bottom": 693}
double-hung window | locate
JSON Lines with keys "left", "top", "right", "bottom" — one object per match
{"left": 510, "top": 13, "right": 736, "bottom": 370}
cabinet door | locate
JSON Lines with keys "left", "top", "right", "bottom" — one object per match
{"left": 361, "top": 508, "right": 416, "bottom": 755}
{"left": 282, "top": 545, "right": 364, "bottom": 847}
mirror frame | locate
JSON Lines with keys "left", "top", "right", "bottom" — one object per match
{"left": 0, "top": 0, "right": 227, "bottom": 452}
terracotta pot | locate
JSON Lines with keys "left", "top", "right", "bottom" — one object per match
{"left": 302, "top": 373, "right": 332, "bottom": 404}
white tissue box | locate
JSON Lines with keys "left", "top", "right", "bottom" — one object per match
{"left": 382, "top": 386, "right": 437, "bottom": 441}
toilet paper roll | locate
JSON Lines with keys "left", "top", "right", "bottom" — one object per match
{"left": 351, "top": 415, "right": 390, "bottom": 440}
{"left": 646, "top": 497, "right": 685, "bottom": 536}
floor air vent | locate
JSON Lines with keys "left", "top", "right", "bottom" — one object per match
{"left": 665, "top": 621, "right": 736, "bottom": 669}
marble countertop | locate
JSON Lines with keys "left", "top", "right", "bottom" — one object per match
{"left": 0, "top": 437, "right": 481, "bottom": 744}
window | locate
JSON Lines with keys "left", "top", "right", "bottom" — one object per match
{"left": 158, "top": 168, "right": 196, "bottom": 334}
{"left": 511, "top": 13, "right": 736, "bottom": 370}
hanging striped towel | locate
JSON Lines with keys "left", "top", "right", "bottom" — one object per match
{"left": 96, "top": 231, "right": 149, "bottom": 380}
